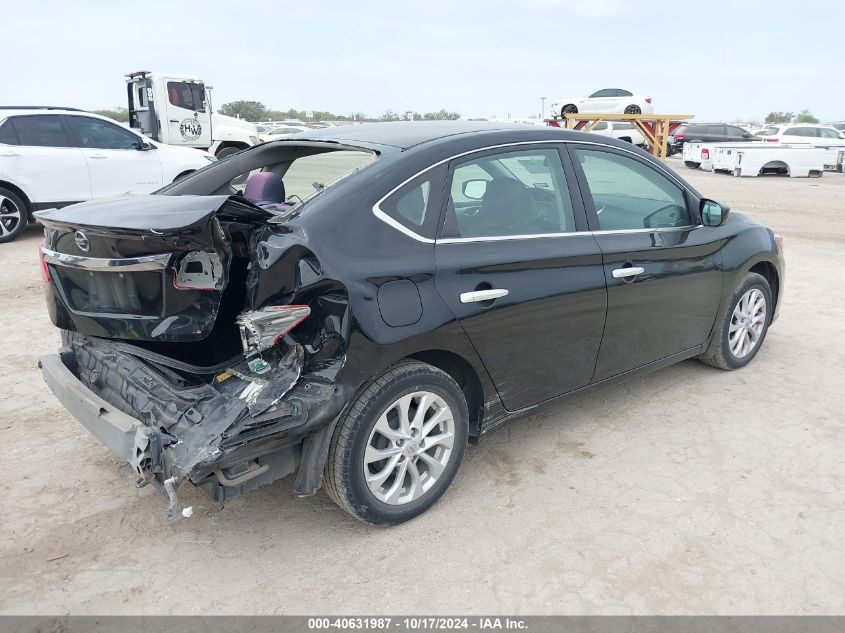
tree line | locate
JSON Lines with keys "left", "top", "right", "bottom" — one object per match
{"left": 217, "top": 101, "right": 459, "bottom": 122}
{"left": 764, "top": 110, "right": 819, "bottom": 124}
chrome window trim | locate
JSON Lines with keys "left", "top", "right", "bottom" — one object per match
{"left": 41, "top": 248, "right": 171, "bottom": 271}
{"left": 371, "top": 139, "right": 696, "bottom": 244}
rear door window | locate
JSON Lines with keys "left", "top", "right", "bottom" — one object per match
{"left": 785, "top": 127, "right": 819, "bottom": 137}
{"left": 444, "top": 148, "right": 575, "bottom": 239}
{"left": 66, "top": 116, "right": 143, "bottom": 149}
{"left": 11, "top": 115, "right": 73, "bottom": 147}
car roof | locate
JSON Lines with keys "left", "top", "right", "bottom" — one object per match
{"left": 281, "top": 121, "right": 594, "bottom": 150}
{"left": 0, "top": 106, "right": 85, "bottom": 117}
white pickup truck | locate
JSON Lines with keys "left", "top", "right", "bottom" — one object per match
{"left": 683, "top": 141, "right": 842, "bottom": 177}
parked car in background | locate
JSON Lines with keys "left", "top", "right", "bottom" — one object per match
{"left": 258, "top": 124, "right": 311, "bottom": 143}
{"left": 37, "top": 122, "right": 783, "bottom": 526}
{"left": 550, "top": 89, "right": 653, "bottom": 117}
{"left": 669, "top": 123, "right": 756, "bottom": 156}
{"left": 587, "top": 121, "right": 646, "bottom": 146}
{"left": 757, "top": 124, "right": 845, "bottom": 144}
{"left": 0, "top": 107, "right": 215, "bottom": 243}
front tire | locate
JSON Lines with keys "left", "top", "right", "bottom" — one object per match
{"left": 215, "top": 146, "right": 241, "bottom": 160}
{"left": 0, "top": 187, "right": 28, "bottom": 244}
{"left": 624, "top": 104, "right": 642, "bottom": 114}
{"left": 684, "top": 161, "right": 701, "bottom": 169}
{"left": 700, "top": 272, "right": 772, "bottom": 370}
{"left": 561, "top": 104, "right": 578, "bottom": 116}
{"left": 324, "top": 361, "right": 469, "bottom": 525}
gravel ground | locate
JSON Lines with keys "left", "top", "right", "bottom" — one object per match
{"left": 1, "top": 161, "right": 843, "bottom": 615}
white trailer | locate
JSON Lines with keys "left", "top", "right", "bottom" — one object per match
{"left": 126, "top": 71, "right": 259, "bottom": 159}
{"left": 684, "top": 141, "right": 842, "bottom": 177}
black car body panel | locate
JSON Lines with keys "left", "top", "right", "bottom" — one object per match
{"left": 35, "top": 122, "right": 785, "bottom": 519}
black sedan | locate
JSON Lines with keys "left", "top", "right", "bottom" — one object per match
{"left": 36, "top": 122, "right": 784, "bottom": 525}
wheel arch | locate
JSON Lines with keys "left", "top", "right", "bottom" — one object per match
{"left": 405, "top": 349, "right": 485, "bottom": 438}
{"left": 748, "top": 260, "right": 780, "bottom": 317}
{"left": 0, "top": 180, "right": 33, "bottom": 220}
{"left": 172, "top": 169, "right": 195, "bottom": 183}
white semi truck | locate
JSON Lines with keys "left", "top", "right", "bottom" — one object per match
{"left": 126, "top": 71, "right": 259, "bottom": 159}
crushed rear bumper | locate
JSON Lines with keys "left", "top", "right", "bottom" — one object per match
{"left": 39, "top": 353, "right": 142, "bottom": 464}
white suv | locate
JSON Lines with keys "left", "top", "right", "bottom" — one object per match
{"left": 0, "top": 107, "right": 215, "bottom": 243}
{"left": 759, "top": 124, "right": 845, "bottom": 144}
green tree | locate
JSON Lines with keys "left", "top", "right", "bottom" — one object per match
{"left": 93, "top": 107, "right": 129, "bottom": 123}
{"left": 218, "top": 100, "right": 268, "bottom": 121}
{"left": 422, "top": 109, "right": 461, "bottom": 120}
{"left": 764, "top": 111, "right": 793, "bottom": 124}
{"left": 794, "top": 109, "right": 819, "bottom": 123}
{"left": 379, "top": 109, "right": 402, "bottom": 122}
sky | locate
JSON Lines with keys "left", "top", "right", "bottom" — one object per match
{"left": 2, "top": 0, "right": 843, "bottom": 123}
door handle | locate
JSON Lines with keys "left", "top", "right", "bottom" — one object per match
{"left": 612, "top": 266, "right": 645, "bottom": 279}
{"left": 89, "top": 154, "right": 108, "bottom": 159}
{"left": 169, "top": 119, "right": 179, "bottom": 123}
{"left": 460, "top": 288, "right": 509, "bottom": 304}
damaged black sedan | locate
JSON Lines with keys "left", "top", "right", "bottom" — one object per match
{"left": 37, "top": 122, "right": 784, "bottom": 525}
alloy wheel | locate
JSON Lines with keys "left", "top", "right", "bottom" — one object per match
{"left": 363, "top": 391, "right": 455, "bottom": 505}
{"left": 0, "top": 195, "right": 22, "bottom": 238}
{"left": 729, "top": 288, "right": 767, "bottom": 359}
{"left": 625, "top": 105, "right": 641, "bottom": 114}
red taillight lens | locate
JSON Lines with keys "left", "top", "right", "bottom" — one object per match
{"left": 676, "top": 133, "right": 685, "bottom": 141}
{"left": 701, "top": 149, "right": 710, "bottom": 160}
{"left": 39, "top": 241, "right": 50, "bottom": 283}
{"left": 765, "top": 138, "right": 779, "bottom": 142}
{"left": 645, "top": 97, "right": 652, "bottom": 104}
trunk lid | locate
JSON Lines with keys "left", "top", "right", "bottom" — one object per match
{"left": 36, "top": 195, "right": 273, "bottom": 343}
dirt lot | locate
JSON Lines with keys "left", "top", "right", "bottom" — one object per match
{"left": 2, "top": 162, "right": 844, "bottom": 615}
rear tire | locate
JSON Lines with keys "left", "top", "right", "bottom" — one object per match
{"left": 0, "top": 187, "right": 28, "bottom": 244}
{"left": 624, "top": 104, "right": 642, "bottom": 114}
{"left": 324, "top": 361, "right": 469, "bottom": 525}
{"left": 700, "top": 272, "right": 772, "bottom": 370}
{"left": 561, "top": 104, "right": 578, "bottom": 116}
{"left": 684, "top": 161, "right": 701, "bottom": 169}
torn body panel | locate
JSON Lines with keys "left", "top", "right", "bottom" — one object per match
{"left": 36, "top": 193, "right": 364, "bottom": 518}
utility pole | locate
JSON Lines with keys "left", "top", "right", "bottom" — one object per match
{"left": 540, "top": 97, "right": 546, "bottom": 119}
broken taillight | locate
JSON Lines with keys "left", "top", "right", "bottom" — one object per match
{"left": 645, "top": 97, "right": 652, "bottom": 104}
{"left": 237, "top": 305, "right": 311, "bottom": 355}
{"left": 701, "top": 149, "right": 710, "bottom": 160}
{"left": 39, "top": 241, "right": 50, "bottom": 283}
{"left": 675, "top": 133, "right": 685, "bottom": 141}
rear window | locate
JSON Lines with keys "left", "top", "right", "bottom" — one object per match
{"left": 281, "top": 150, "right": 376, "bottom": 202}
{"left": 11, "top": 115, "right": 73, "bottom": 147}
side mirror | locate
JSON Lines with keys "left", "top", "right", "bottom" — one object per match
{"left": 137, "top": 141, "right": 155, "bottom": 151}
{"left": 743, "top": 132, "right": 753, "bottom": 138}
{"left": 462, "top": 179, "right": 488, "bottom": 200}
{"left": 701, "top": 198, "right": 729, "bottom": 226}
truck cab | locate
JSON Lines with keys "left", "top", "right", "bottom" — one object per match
{"left": 126, "top": 71, "right": 259, "bottom": 158}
